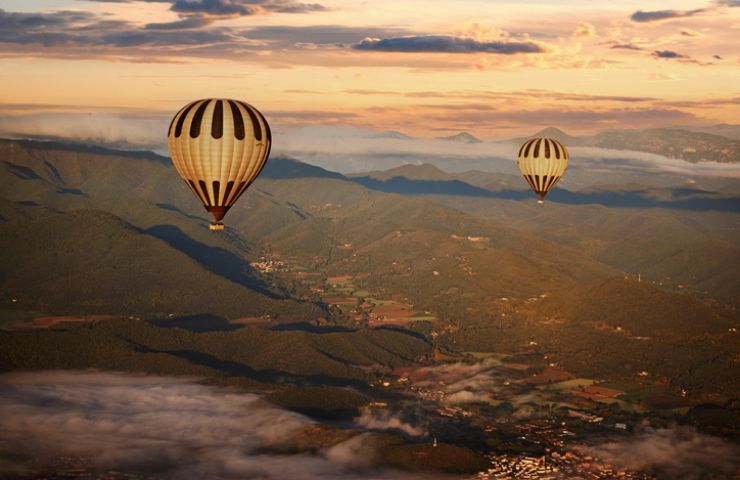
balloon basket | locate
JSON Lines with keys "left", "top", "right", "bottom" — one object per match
{"left": 537, "top": 199, "right": 544, "bottom": 205}
{"left": 209, "top": 222, "right": 225, "bottom": 231}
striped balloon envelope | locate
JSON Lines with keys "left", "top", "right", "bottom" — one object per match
{"left": 167, "top": 98, "right": 271, "bottom": 230}
{"left": 517, "top": 137, "right": 568, "bottom": 204}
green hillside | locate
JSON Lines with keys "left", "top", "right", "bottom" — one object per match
{"left": 540, "top": 277, "right": 733, "bottom": 337}
{"left": 2, "top": 137, "right": 738, "bottom": 400}
{"left": 0, "top": 318, "right": 430, "bottom": 385}
{"left": 0, "top": 210, "right": 321, "bottom": 319}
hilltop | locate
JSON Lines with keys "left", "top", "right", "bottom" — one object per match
{"left": 506, "top": 126, "right": 740, "bottom": 163}
{"left": 435, "top": 132, "right": 483, "bottom": 144}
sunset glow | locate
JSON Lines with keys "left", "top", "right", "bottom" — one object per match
{"left": 1, "top": 0, "right": 738, "bottom": 139}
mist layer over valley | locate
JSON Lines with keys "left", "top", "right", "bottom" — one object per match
{"left": 0, "top": 371, "right": 452, "bottom": 480}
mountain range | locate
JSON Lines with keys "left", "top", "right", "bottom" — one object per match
{"left": 513, "top": 127, "right": 740, "bottom": 164}
{"left": 1, "top": 137, "right": 739, "bottom": 398}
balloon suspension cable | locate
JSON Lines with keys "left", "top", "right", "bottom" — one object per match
{"left": 537, "top": 194, "right": 545, "bottom": 205}
{"left": 209, "top": 222, "right": 225, "bottom": 231}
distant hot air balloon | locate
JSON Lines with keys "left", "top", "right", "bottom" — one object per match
{"left": 517, "top": 137, "right": 568, "bottom": 204}
{"left": 167, "top": 98, "right": 271, "bottom": 230}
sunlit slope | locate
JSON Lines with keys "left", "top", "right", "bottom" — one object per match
{"left": 235, "top": 178, "right": 616, "bottom": 320}
{"left": 541, "top": 277, "right": 733, "bottom": 337}
{"left": 443, "top": 277, "right": 740, "bottom": 396}
{"left": 354, "top": 163, "right": 740, "bottom": 305}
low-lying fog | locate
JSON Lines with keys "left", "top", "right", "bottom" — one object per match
{"left": 1, "top": 370, "right": 738, "bottom": 479}
{"left": 0, "top": 371, "right": 436, "bottom": 479}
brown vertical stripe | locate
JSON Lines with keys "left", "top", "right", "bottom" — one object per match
{"left": 238, "top": 101, "right": 263, "bottom": 141}
{"left": 223, "top": 180, "right": 235, "bottom": 205}
{"left": 198, "top": 179, "right": 212, "bottom": 206}
{"left": 554, "top": 140, "right": 566, "bottom": 159}
{"left": 552, "top": 140, "right": 560, "bottom": 159}
{"left": 167, "top": 113, "right": 178, "bottom": 138}
{"left": 253, "top": 108, "right": 272, "bottom": 175}
{"left": 264, "top": 112, "right": 272, "bottom": 160}
{"left": 187, "top": 179, "right": 206, "bottom": 205}
{"left": 211, "top": 100, "right": 223, "bottom": 139}
{"left": 212, "top": 181, "right": 221, "bottom": 206}
{"left": 518, "top": 141, "right": 526, "bottom": 157}
{"left": 190, "top": 100, "right": 211, "bottom": 139}
{"left": 523, "top": 139, "right": 534, "bottom": 157}
{"left": 544, "top": 139, "right": 551, "bottom": 159}
{"left": 257, "top": 108, "right": 271, "bottom": 144}
{"left": 228, "top": 100, "right": 245, "bottom": 140}
{"left": 175, "top": 102, "right": 197, "bottom": 138}
{"left": 184, "top": 179, "right": 199, "bottom": 198}
{"left": 228, "top": 180, "right": 248, "bottom": 206}
{"left": 533, "top": 139, "right": 542, "bottom": 158}
{"left": 535, "top": 174, "right": 540, "bottom": 190}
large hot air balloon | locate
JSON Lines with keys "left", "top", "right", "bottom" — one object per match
{"left": 517, "top": 137, "right": 568, "bottom": 204}
{"left": 167, "top": 98, "right": 271, "bottom": 230}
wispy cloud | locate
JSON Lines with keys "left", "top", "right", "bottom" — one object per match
{"left": 354, "top": 408, "right": 427, "bottom": 437}
{"left": 572, "top": 21, "right": 596, "bottom": 39}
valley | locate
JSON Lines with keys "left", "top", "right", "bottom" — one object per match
{"left": 1, "top": 137, "right": 739, "bottom": 479}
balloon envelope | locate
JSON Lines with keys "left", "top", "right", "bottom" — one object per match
{"left": 167, "top": 98, "right": 271, "bottom": 228}
{"left": 517, "top": 137, "right": 568, "bottom": 202}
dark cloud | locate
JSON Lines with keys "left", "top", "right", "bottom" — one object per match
{"left": 144, "top": 16, "right": 215, "bottom": 29}
{"left": 0, "top": 7, "right": 234, "bottom": 47}
{"left": 85, "top": 0, "right": 326, "bottom": 16}
{"left": 610, "top": 43, "right": 643, "bottom": 50}
{"left": 0, "top": 9, "right": 421, "bottom": 62}
{"left": 267, "top": 1, "right": 328, "bottom": 13}
{"left": 241, "top": 25, "right": 411, "bottom": 47}
{"left": 353, "top": 35, "right": 544, "bottom": 54}
{"left": 630, "top": 9, "right": 705, "bottom": 22}
{"left": 654, "top": 49, "right": 688, "bottom": 59}
{"left": 170, "top": 0, "right": 258, "bottom": 16}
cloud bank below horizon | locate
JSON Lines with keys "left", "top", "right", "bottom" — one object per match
{"left": 0, "top": 371, "right": 436, "bottom": 480}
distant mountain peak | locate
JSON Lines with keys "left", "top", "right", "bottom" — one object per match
{"left": 371, "top": 130, "right": 412, "bottom": 140}
{"left": 350, "top": 162, "right": 455, "bottom": 181}
{"left": 531, "top": 127, "right": 573, "bottom": 140}
{"left": 259, "top": 156, "right": 346, "bottom": 181}
{"left": 435, "top": 132, "right": 482, "bottom": 144}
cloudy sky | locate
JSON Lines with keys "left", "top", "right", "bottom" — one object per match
{"left": 0, "top": 0, "right": 738, "bottom": 138}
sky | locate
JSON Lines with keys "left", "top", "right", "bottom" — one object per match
{"left": 0, "top": 0, "right": 738, "bottom": 140}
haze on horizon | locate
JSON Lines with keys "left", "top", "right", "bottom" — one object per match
{"left": 0, "top": 0, "right": 738, "bottom": 147}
